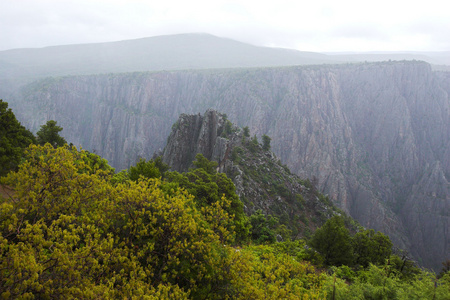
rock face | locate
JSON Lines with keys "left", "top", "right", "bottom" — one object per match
{"left": 162, "top": 109, "right": 347, "bottom": 238}
{"left": 9, "top": 61, "right": 450, "bottom": 271}
{"left": 162, "top": 110, "right": 228, "bottom": 172}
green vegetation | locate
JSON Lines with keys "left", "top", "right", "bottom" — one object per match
{"left": 221, "top": 119, "right": 236, "bottom": 137}
{"left": 36, "top": 120, "right": 67, "bottom": 148}
{"left": 128, "top": 158, "right": 162, "bottom": 181}
{"left": 249, "top": 210, "right": 278, "bottom": 244}
{"left": 0, "top": 100, "right": 36, "bottom": 177}
{"left": 0, "top": 104, "right": 448, "bottom": 299}
{"left": 243, "top": 126, "right": 250, "bottom": 137}
{"left": 1, "top": 145, "right": 449, "bottom": 299}
{"left": 231, "top": 146, "right": 244, "bottom": 163}
{"left": 352, "top": 228, "right": 393, "bottom": 268}
{"left": 248, "top": 134, "right": 259, "bottom": 153}
{"left": 0, "top": 145, "right": 327, "bottom": 299}
{"left": 310, "top": 216, "right": 354, "bottom": 266}
{"left": 262, "top": 134, "right": 271, "bottom": 151}
{"left": 165, "top": 153, "right": 250, "bottom": 243}
{"left": 309, "top": 216, "right": 393, "bottom": 269}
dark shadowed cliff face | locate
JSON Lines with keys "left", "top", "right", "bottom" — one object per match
{"left": 9, "top": 61, "right": 449, "bottom": 271}
{"left": 162, "top": 110, "right": 227, "bottom": 172}
{"left": 161, "top": 109, "right": 351, "bottom": 239}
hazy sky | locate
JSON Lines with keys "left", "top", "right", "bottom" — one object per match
{"left": 1, "top": 0, "right": 449, "bottom": 52}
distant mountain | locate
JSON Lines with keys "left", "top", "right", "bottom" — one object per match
{"left": 2, "top": 32, "right": 449, "bottom": 95}
{"left": 0, "top": 33, "right": 334, "bottom": 81}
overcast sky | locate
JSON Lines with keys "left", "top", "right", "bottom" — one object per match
{"left": 1, "top": 0, "right": 449, "bottom": 52}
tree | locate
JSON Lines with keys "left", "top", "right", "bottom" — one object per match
{"left": 6, "top": 144, "right": 446, "bottom": 299}
{"left": 388, "top": 250, "right": 421, "bottom": 280}
{"left": 309, "top": 216, "right": 353, "bottom": 266}
{"left": 192, "top": 153, "right": 218, "bottom": 175}
{"left": 262, "top": 134, "right": 271, "bottom": 151}
{"left": 247, "top": 135, "right": 259, "bottom": 153}
{"left": 0, "top": 144, "right": 217, "bottom": 298}
{"left": 249, "top": 210, "right": 278, "bottom": 244}
{"left": 220, "top": 245, "right": 327, "bottom": 299}
{"left": 222, "top": 119, "right": 234, "bottom": 137}
{"left": 0, "top": 144, "right": 126, "bottom": 298}
{"left": 153, "top": 156, "right": 170, "bottom": 175}
{"left": 439, "top": 259, "right": 450, "bottom": 278}
{"left": 243, "top": 126, "right": 250, "bottom": 137}
{"left": 128, "top": 158, "right": 161, "bottom": 181}
{"left": 0, "top": 144, "right": 337, "bottom": 299}
{"left": 166, "top": 154, "right": 250, "bottom": 243}
{"left": 0, "top": 99, "right": 36, "bottom": 176}
{"left": 352, "top": 229, "right": 392, "bottom": 268}
{"left": 36, "top": 120, "right": 66, "bottom": 148}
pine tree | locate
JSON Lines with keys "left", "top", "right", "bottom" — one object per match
{"left": 0, "top": 99, "right": 35, "bottom": 176}
{"left": 309, "top": 216, "right": 354, "bottom": 266}
{"left": 36, "top": 120, "right": 67, "bottom": 148}
{"left": 262, "top": 134, "right": 271, "bottom": 151}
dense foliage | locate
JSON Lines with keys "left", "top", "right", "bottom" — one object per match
{"left": 1, "top": 144, "right": 448, "bottom": 299}
{"left": 309, "top": 216, "right": 354, "bottom": 266}
{"left": 308, "top": 215, "right": 392, "bottom": 269}
{"left": 0, "top": 104, "right": 448, "bottom": 298}
{"left": 0, "top": 100, "right": 36, "bottom": 176}
{"left": 0, "top": 145, "right": 327, "bottom": 298}
{"left": 165, "top": 153, "right": 250, "bottom": 243}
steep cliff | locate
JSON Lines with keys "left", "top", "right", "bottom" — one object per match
{"left": 9, "top": 61, "right": 449, "bottom": 271}
{"left": 162, "top": 109, "right": 350, "bottom": 238}
{"left": 162, "top": 110, "right": 227, "bottom": 172}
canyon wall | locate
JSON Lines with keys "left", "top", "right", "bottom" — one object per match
{"left": 9, "top": 61, "right": 449, "bottom": 271}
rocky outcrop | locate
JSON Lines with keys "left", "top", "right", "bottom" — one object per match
{"left": 162, "top": 109, "right": 229, "bottom": 172}
{"left": 162, "top": 110, "right": 348, "bottom": 238}
{"left": 8, "top": 61, "right": 450, "bottom": 271}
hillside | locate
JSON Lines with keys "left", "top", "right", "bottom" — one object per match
{"left": 0, "top": 33, "right": 335, "bottom": 96}
{"left": 161, "top": 109, "right": 354, "bottom": 238}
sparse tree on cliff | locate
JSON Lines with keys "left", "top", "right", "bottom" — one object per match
{"left": 243, "top": 126, "right": 250, "bottom": 137}
{"left": 262, "top": 134, "right": 271, "bottom": 151}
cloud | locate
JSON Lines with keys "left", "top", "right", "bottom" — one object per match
{"left": 0, "top": 0, "right": 449, "bottom": 52}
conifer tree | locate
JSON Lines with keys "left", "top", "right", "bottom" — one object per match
{"left": 309, "top": 216, "right": 353, "bottom": 266}
{"left": 0, "top": 99, "right": 35, "bottom": 176}
{"left": 36, "top": 120, "right": 66, "bottom": 148}
{"left": 262, "top": 134, "right": 271, "bottom": 151}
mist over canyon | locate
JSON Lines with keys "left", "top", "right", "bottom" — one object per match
{"left": 1, "top": 35, "right": 449, "bottom": 272}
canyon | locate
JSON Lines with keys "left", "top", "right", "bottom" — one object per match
{"left": 0, "top": 30, "right": 450, "bottom": 271}
{"left": 2, "top": 48, "right": 449, "bottom": 271}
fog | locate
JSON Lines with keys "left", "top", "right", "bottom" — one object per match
{"left": 1, "top": 0, "right": 449, "bottom": 52}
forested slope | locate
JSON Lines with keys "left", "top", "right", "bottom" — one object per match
{"left": 1, "top": 102, "right": 449, "bottom": 298}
